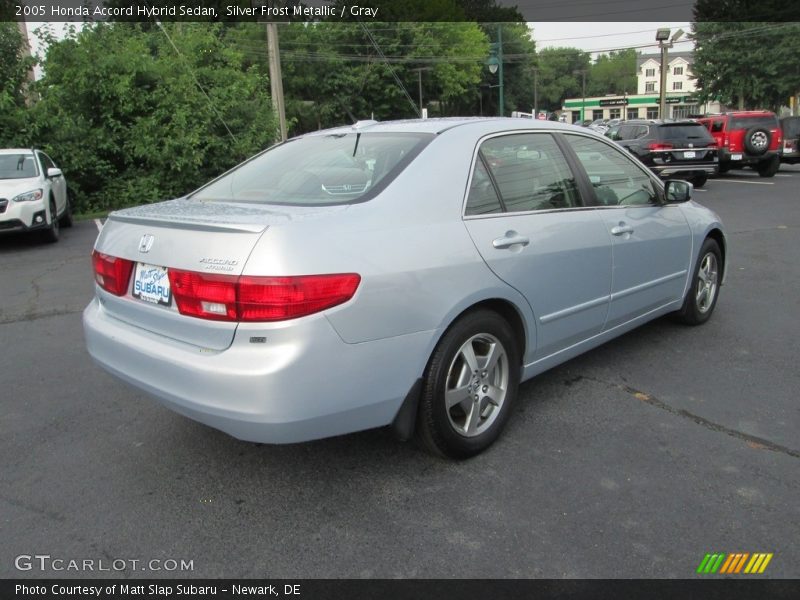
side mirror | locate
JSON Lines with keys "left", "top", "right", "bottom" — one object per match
{"left": 47, "top": 167, "right": 62, "bottom": 178}
{"left": 664, "top": 179, "right": 693, "bottom": 203}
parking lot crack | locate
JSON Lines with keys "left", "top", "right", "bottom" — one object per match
{"left": 578, "top": 375, "right": 800, "bottom": 459}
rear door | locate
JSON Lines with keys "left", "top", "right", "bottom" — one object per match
{"left": 562, "top": 134, "right": 693, "bottom": 329}
{"left": 462, "top": 132, "right": 613, "bottom": 360}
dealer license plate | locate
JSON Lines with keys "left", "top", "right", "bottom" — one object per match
{"left": 683, "top": 151, "right": 696, "bottom": 159}
{"left": 132, "top": 262, "right": 171, "bottom": 306}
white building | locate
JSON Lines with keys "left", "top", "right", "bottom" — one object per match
{"left": 562, "top": 51, "right": 722, "bottom": 123}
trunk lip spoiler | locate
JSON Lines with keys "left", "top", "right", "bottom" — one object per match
{"left": 107, "top": 213, "right": 267, "bottom": 234}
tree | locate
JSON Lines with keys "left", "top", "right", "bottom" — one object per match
{"left": 27, "top": 23, "right": 276, "bottom": 212}
{"left": 535, "top": 47, "right": 591, "bottom": 112}
{"left": 690, "top": 21, "right": 800, "bottom": 110}
{"left": 587, "top": 49, "right": 637, "bottom": 97}
{"left": 0, "top": 21, "right": 35, "bottom": 145}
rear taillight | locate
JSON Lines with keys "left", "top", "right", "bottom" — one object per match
{"left": 168, "top": 269, "right": 361, "bottom": 322}
{"left": 92, "top": 250, "right": 134, "bottom": 296}
{"left": 169, "top": 270, "right": 238, "bottom": 321}
{"left": 723, "top": 134, "right": 730, "bottom": 148}
{"left": 648, "top": 142, "right": 674, "bottom": 151}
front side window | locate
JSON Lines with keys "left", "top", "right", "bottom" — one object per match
{"left": 564, "top": 135, "right": 659, "bottom": 207}
{"left": 0, "top": 153, "right": 38, "bottom": 179}
{"left": 192, "top": 132, "right": 432, "bottom": 206}
{"left": 468, "top": 133, "right": 580, "bottom": 214}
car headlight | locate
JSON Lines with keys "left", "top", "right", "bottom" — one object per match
{"left": 12, "top": 189, "right": 43, "bottom": 203}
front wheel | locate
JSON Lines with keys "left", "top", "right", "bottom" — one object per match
{"left": 416, "top": 310, "right": 520, "bottom": 459}
{"left": 40, "top": 198, "right": 60, "bottom": 243}
{"left": 672, "top": 238, "right": 721, "bottom": 325}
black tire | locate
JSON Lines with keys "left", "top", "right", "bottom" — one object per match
{"left": 717, "top": 162, "right": 731, "bottom": 174}
{"left": 60, "top": 190, "right": 74, "bottom": 228}
{"left": 692, "top": 173, "right": 708, "bottom": 188}
{"left": 757, "top": 155, "right": 780, "bottom": 178}
{"left": 41, "top": 198, "right": 60, "bottom": 243}
{"left": 743, "top": 127, "right": 771, "bottom": 156}
{"left": 416, "top": 309, "right": 520, "bottom": 459}
{"left": 672, "top": 238, "right": 722, "bottom": 326}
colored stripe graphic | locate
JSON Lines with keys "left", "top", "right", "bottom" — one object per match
{"left": 698, "top": 552, "right": 773, "bottom": 575}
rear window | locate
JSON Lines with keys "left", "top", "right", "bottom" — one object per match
{"left": 657, "top": 124, "right": 714, "bottom": 142}
{"left": 781, "top": 118, "right": 800, "bottom": 138}
{"left": 730, "top": 116, "right": 778, "bottom": 129}
{"left": 192, "top": 132, "right": 433, "bottom": 206}
{"left": 0, "top": 153, "right": 38, "bottom": 179}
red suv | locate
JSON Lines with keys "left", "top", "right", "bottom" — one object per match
{"left": 698, "top": 111, "right": 782, "bottom": 177}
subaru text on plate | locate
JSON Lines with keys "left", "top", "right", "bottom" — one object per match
{"left": 83, "top": 118, "right": 726, "bottom": 458}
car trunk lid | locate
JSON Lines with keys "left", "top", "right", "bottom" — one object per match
{"left": 93, "top": 198, "right": 347, "bottom": 350}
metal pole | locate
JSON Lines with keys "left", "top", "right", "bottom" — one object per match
{"left": 418, "top": 69, "right": 423, "bottom": 114}
{"left": 266, "top": 22, "right": 287, "bottom": 142}
{"left": 533, "top": 68, "right": 538, "bottom": 118}
{"left": 497, "top": 25, "right": 504, "bottom": 117}
{"left": 582, "top": 71, "right": 586, "bottom": 122}
{"left": 659, "top": 41, "right": 668, "bottom": 119}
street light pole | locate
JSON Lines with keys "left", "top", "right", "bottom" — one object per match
{"left": 497, "top": 25, "right": 504, "bottom": 116}
{"left": 533, "top": 68, "right": 538, "bottom": 118}
{"left": 655, "top": 27, "right": 683, "bottom": 120}
{"left": 574, "top": 69, "right": 587, "bottom": 122}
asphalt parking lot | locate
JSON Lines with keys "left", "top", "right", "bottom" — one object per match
{"left": 1, "top": 165, "right": 798, "bottom": 579}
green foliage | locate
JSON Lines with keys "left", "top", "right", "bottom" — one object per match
{"left": 0, "top": 21, "right": 35, "bottom": 144}
{"left": 237, "top": 21, "right": 489, "bottom": 132}
{"left": 23, "top": 23, "right": 276, "bottom": 213}
{"left": 587, "top": 49, "right": 637, "bottom": 97}
{"left": 535, "top": 47, "right": 591, "bottom": 112}
{"left": 690, "top": 21, "right": 800, "bottom": 110}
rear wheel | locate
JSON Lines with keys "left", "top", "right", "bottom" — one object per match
{"left": 41, "top": 198, "right": 60, "bottom": 243}
{"left": 757, "top": 155, "right": 780, "bottom": 178}
{"left": 717, "top": 162, "right": 731, "bottom": 174}
{"left": 416, "top": 310, "right": 520, "bottom": 459}
{"left": 672, "top": 238, "right": 721, "bottom": 325}
{"left": 692, "top": 173, "right": 708, "bottom": 188}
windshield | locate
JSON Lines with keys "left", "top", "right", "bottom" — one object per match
{"left": 658, "top": 124, "right": 715, "bottom": 141}
{"left": 0, "top": 154, "right": 38, "bottom": 180}
{"left": 192, "top": 132, "right": 433, "bottom": 206}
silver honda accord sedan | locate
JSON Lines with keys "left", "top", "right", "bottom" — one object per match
{"left": 83, "top": 118, "right": 726, "bottom": 458}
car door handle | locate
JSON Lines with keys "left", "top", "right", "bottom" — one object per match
{"left": 492, "top": 232, "right": 530, "bottom": 249}
{"left": 611, "top": 223, "right": 634, "bottom": 236}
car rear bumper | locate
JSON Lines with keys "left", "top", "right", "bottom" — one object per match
{"left": 651, "top": 163, "right": 718, "bottom": 177}
{"left": 83, "top": 297, "right": 434, "bottom": 443}
{"left": 718, "top": 149, "right": 779, "bottom": 166}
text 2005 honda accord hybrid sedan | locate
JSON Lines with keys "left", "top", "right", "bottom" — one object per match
{"left": 84, "top": 118, "right": 726, "bottom": 458}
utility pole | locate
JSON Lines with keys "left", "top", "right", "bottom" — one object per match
{"left": 266, "top": 21, "right": 287, "bottom": 141}
{"left": 574, "top": 69, "right": 587, "bottom": 122}
{"left": 410, "top": 67, "right": 432, "bottom": 116}
{"left": 533, "top": 68, "right": 538, "bottom": 118}
{"left": 497, "top": 25, "right": 504, "bottom": 116}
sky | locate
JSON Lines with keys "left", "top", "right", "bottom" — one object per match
{"left": 24, "top": 21, "right": 697, "bottom": 77}
{"left": 530, "top": 22, "right": 694, "bottom": 57}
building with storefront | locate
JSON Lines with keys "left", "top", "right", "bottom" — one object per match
{"left": 561, "top": 52, "right": 722, "bottom": 123}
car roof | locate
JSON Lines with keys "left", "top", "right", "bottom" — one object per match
{"left": 0, "top": 148, "right": 35, "bottom": 155}
{"left": 300, "top": 117, "right": 588, "bottom": 138}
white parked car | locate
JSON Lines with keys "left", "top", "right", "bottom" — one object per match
{"left": 0, "top": 148, "right": 72, "bottom": 242}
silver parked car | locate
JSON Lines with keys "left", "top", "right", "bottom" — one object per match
{"left": 83, "top": 118, "right": 726, "bottom": 458}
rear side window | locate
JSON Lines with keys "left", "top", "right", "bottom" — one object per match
{"left": 465, "top": 159, "right": 503, "bottom": 215}
{"left": 564, "top": 135, "right": 659, "bottom": 207}
{"left": 731, "top": 116, "right": 778, "bottom": 129}
{"left": 192, "top": 132, "right": 433, "bottom": 206}
{"left": 658, "top": 124, "right": 715, "bottom": 142}
{"left": 473, "top": 133, "right": 580, "bottom": 213}
{"left": 710, "top": 120, "right": 725, "bottom": 133}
